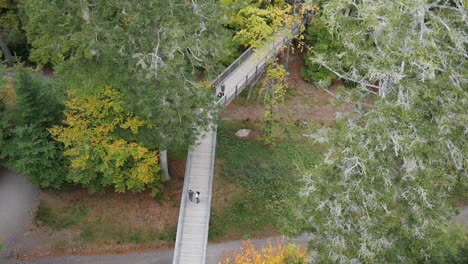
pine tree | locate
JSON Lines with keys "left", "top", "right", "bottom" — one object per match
{"left": 0, "top": 67, "right": 67, "bottom": 189}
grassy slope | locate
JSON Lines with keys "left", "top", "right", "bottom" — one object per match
{"left": 209, "top": 120, "right": 323, "bottom": 240}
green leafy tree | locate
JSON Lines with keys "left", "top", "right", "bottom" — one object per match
{"left": 222, "top": 0, "right": 294, "bottom": 48}
{"left": 301, "top": 17, "right": 341, "bottom": 85}
{"left": 287, "top": 0, "right": 468, "bottom": 263}
{"left": 22, "top": 0, "right": 231, "bottom": 180}
{"left": 0, "top": 67, "right": 67, "bottom": 188}
{"left": 49, "top": 87, "right": 161, "bottom": 196}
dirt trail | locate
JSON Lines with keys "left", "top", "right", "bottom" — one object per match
{"left": 0, "top": 169, "right": 39, "bottom": 261}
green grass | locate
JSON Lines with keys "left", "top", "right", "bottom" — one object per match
{"left": 36, "top": 201, "right": 176, "bottom": 247}
{"left": 209, "top": 120, "right": 323, "bottom": 240}
{"left": 36, "top": 204, "right": 88, "bottom": 230}
{"left": 78, "top": 223, "right": 176, "bottom": 245}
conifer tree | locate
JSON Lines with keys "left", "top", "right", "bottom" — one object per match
{"left": 0, "top": 67, "right": 67, "bottom": 188}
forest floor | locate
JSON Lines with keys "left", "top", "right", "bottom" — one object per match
{"left": 14, "top": 50, "right": 352, "bottom": 260}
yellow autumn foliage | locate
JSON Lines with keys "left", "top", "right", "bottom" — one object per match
{"left": 219, "top": 240, "right": 309, "bottom": 264}
{"left": 259, "top": 61, "right": 288, "bottom": 144}
{"left": 222, "top": 0, "right": 293, "bottom": 48}
{"left": 0, "top": 78, "right": 16, "bottom": 107}
{"left": 49, "top": 86, "right": 161, "bottom": 195}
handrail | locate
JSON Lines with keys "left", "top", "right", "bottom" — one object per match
{"left": 211, "top": 47, "right": 254, "bottom": 88}
{"left": 201, "top": 127, "right": 217, "bottom": 263}
{"left": 172, "top": 146, "right": 194, "bottom": 264}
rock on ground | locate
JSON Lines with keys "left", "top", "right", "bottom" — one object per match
{"left": 235, "top": 129, "right": 251, "bottom": 138}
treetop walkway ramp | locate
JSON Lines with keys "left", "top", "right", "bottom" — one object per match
{"left": 172, "top": 18, "right": 305, "bottom": 264}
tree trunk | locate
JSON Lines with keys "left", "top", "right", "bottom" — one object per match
{"left": 159, "top": 148, "right": 171, "bottom": 181}
{"left": 285, "top": 42, "right": 291, "bottom": 72}
{"left": 0, "top": 33, "right": 14, "bottom": 66}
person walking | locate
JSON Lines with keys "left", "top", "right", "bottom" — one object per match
{"left": 217, "top": 83, "right": 226, "bottom": 98}
{"left": 195, "top": 191, "right": 200, "bottom": 204}
{"left": 188, "top": 189, "right": 194, "bottom": 204}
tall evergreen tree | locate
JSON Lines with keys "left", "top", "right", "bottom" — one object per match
{"left": 0, "top": 67, "right": 67, "bottom": 188}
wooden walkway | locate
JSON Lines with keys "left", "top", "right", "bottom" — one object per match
{"left": 172, "top": 128, "right": 217, "bottom": 264}
{"left": 172, "top": 19, "right": 304, "bottom": 264}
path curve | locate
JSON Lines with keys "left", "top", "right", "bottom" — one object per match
{"left": 0, "top": 168, "right": 39, "bottom": 261}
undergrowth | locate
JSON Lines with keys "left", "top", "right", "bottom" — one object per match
{"left": 209, "top": 120, "right": 322, "bottom": 240}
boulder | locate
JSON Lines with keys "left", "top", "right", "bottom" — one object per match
{"left": 235, "top": 129, "right": 252, "bottom": 138}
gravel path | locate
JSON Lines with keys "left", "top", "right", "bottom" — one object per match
{"left": 0, "top": 169, "right": 39, "bottom": 261}
{"left": 10, "top": 207, "right": 467, "bottom": 264}
{"left": 9, "top": 236, "right": 310, "bottom": 264}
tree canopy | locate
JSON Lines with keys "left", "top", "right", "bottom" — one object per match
{"left": 222, "top": 0, "right": 293, "bottom": 48}
{"left": 220, "top": 240, "right": 309, "bottom": 264}
{"left": 287, "top": 0, "right": 468, "bottom": 262}
{"left": 0, "top": 67, "right": 67, "bottom": 188}
{"left": 0, "top": 0, "right": 27, "bottom": 65}
{"left": 22, "top": 0, "right": 230, "bottom": 149}
{"left": 49, "top": 86, "right": 161, "bottom": 195}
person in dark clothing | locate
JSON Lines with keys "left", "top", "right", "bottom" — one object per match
{"left": 188, "top": 189, "right": 194, "bottom": 204}
{"left": 217, "top": 83, "right": 226, "bottom": 98}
